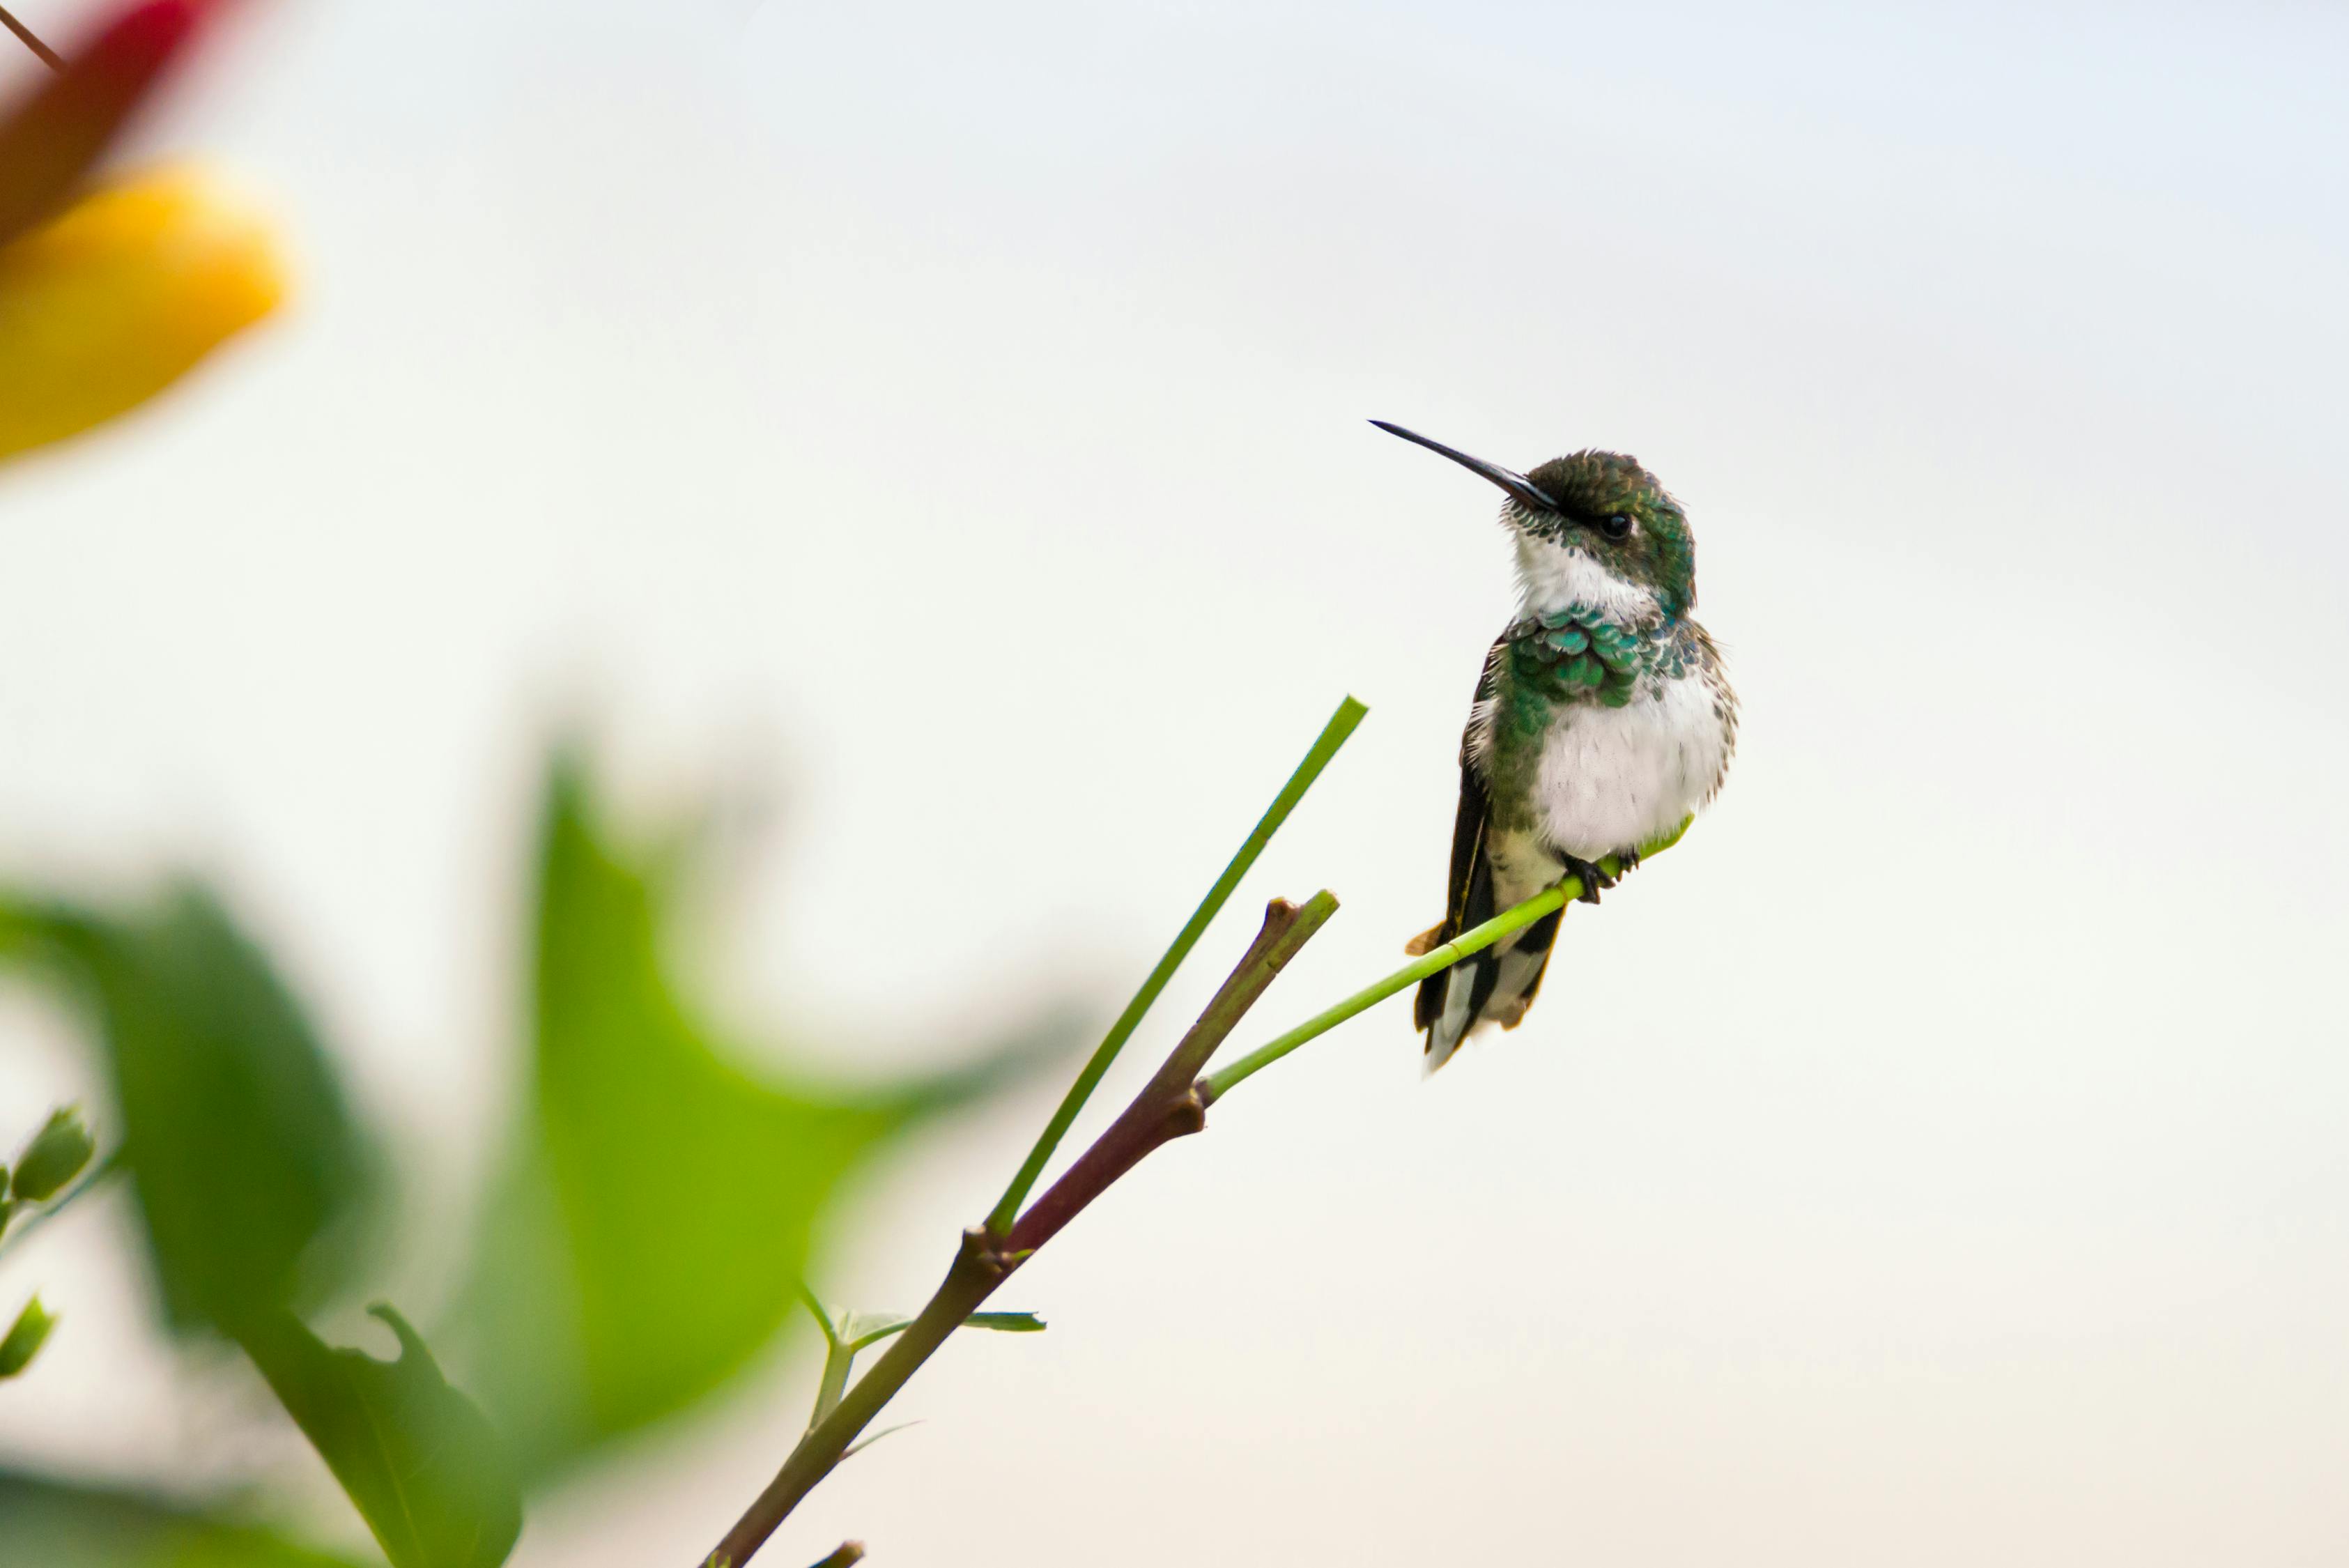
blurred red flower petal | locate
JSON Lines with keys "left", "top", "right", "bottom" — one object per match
{"left": 0, "top": 0, "right": 211, "bottom": 250}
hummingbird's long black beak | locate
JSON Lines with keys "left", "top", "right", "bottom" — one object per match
{"left": 1370, "top": 420, "right": 1559, "bottom": 512}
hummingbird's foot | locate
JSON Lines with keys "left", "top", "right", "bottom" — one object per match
{"left": 1559, "top": 854, "right": 1616, "bottom": 905}
{"left": 1616, "top": 844, "right": 1642, "bottom": 875}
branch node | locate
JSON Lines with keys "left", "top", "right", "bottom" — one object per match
{"left": 955, "top": 1227, "right": 1010, "bottom": 1282}
{"left": 1166, "top": 1088, "right": 1207, "bottom": 1138}
{"left": 698, "top": 721, "right": 1363, "bottom": 1567}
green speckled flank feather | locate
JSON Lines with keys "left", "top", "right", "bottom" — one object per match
{"left": 1509, "top": 601, "right": 1653, "bottom": 707}
{"left": 1474, "top": 604, "right": 1717, "bottom": 831}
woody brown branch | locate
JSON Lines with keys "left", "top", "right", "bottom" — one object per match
{"left": 700, "top": 894, "right": 1337, "bottom": 1568}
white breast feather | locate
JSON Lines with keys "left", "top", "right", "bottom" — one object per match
{"left": 1500, "top": 522, "right": 1723, "bottom": 854}
{"left": 1531, "top": 664, "right": 1726, "bottom": 858}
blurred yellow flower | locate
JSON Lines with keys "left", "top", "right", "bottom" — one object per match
{"left": 0, "top": 165, "right": 286, "bottom": 463}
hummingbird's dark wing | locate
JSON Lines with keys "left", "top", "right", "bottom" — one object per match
{"left": 1414, "top": 640, "right": 1511, "bottom": 1064}
{"left": 1412, "top": 758, "right": 1497, "bottom": 1031}
{"left": 1415, "top": 629, "right": 1569, "bottom": 1070}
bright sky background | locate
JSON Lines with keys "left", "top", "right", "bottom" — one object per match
{"left": 3, "top": 1, "right": 2346, "bottom": 1563}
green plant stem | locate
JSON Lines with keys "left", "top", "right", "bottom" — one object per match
{"left": 703, "top": 896, "right": 1335, "bottom": 1568}
{"left": 807, "top": 1345, "right": 854, "bottom": 1434}
{"left": 1199, "top": 882, "right": 1569, "bottom": 1098}
{"left": 794, "top": 1286, "right": 853, "bottom": 1430}
{"left": 1006, "top": 893, "right": 1336, "bottom": 1253}
{"left": 825, "top": 1311, "right": 1042, "bottom": 1355}
{"left": 1199, "top": 817, "right": 1691, "bottom": 1102}
{"left": 796, "top": 1285, "right": 839, "bottom": 1348}
{"left": 807, "top": 1542, "right": 863, "bottom": 1568}
{"left": 796, "top": 1290, "right": 1046, "bottom": 1431}
{"left": 707, "top": 804, "right": 1689, "bottom": 1565}
{"left": 982, "top": 696, "right": 1366, "bottom": 1236}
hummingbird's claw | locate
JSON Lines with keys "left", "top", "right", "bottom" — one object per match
{"left": 1559, "top": 854, "right": 1616, "bottom": 905}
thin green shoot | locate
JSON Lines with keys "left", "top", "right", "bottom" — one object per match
{"left": 983, "top": 695, "right": 1369, "bottom": 1234}
{"left": 1199, "top": 817, "right": 1692, "bottom": 1100}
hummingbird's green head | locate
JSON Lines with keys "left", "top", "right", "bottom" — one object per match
{"left": 1371, "top": 421, "right": 1698, "bottom": 622}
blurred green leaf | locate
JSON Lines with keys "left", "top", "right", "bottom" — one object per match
{"left": 0, "top": 886, "right": 371, "bottom": 1331}
{"left": 1, "top": 1294, "right": 56, "bottom": 1377}
{"left": 238, "top": 1305, "right": 522, "bottom": 1568}
{"left": 11, "top": 1105, "right": 95, "bottom": 1202}
{"left": 0, "top": 1473, "right": 369, "bottom": 1568}
{"left": 457, "top": 754, "right": 1074, "bottom": 1477}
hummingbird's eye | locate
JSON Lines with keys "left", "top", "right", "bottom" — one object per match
{"left": 1598, "top": 512, "right": 1634, "bottom": 541}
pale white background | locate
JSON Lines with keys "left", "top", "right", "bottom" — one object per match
{"left": 3, "top": 1, "right": 2346, "bottom": 1563}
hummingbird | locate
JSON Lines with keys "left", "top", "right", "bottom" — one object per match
{"left": 1376, "top": 421, "right": 1739, "bottom": 1073}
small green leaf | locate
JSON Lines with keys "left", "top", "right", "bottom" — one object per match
{"left": 837, "top": 1420, "right": 921, "bottom": 1463}
{"left": 11, "top": 1107, "right": 95, "bottom": 1203}
{"left": 0, "top": 887, "right": 372, "bottom": 1330}
{"left": 835, "top": 1307, "right": 1045, "bottom": 1352}
{"left": 835, "top": 1310, "right": 916, "bottom": 1350}
{"left": 0, "top": 1295, "right": 57, "bottom": 1377}
{"left": 0, "top": 1473, "right": 370, "bottom": 1567}
{"left": 238, "top": 1305, "right": 521, "bottom": 1568}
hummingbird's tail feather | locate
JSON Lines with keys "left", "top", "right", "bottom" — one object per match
{"left": 1420, "top": 904, "right": 1564, "bottom": 1073}
{"left": 1484, "top": 907, "right": 1562, "bottom": 1029}
{"left": 1417, "top": 799, "right": 1496, "bottom": 1072}
{"left": 1419, "top": 953, "right": 1491, "bottom": 1074}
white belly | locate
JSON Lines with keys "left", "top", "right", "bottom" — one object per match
{"left": 1531, "top": 675, "right": 1727, "bottom": 858}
